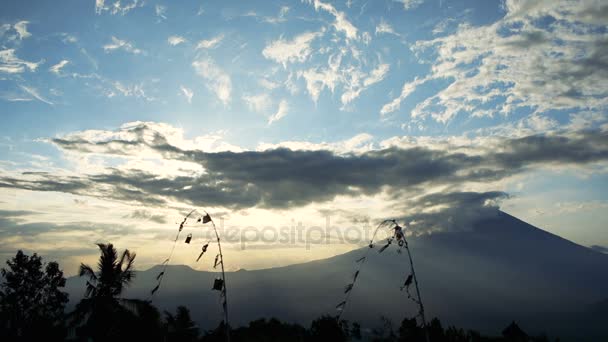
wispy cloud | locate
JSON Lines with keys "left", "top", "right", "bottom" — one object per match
{"left": 341, "top": 63, "right": 390, "bottom": 108}
{"left": 268, "top": 100, "right": 289, "bottom": 125}
{"left": 304, "top": 0, "right": 357, "bottom": 39}
{"left": 180, "top": 86, "right": 193, "bottom": 103}
{"left": 196, "top": 34, "right": 224, "bottom": 49}
{"left": 103, "top": 36, "right": 143, "bottom": 54}
{"left": 262, "top": 31, "right": 322, "bottom": 67}
{"left": 0, "top": 49, "right": 43, "bottom": 74}
{"left": 382, "top": 1, "right": 608, "bottom": 122}
{"left": 380, "top": 76, "right": 429, "bottom": 116}
{"left": 19, "top": 85, "right": 53, "bottom": 105}
{"left": 49, "top": 60, "right": 69, "bottom": 75}
{"left": 167, "top": 35, "right": 186, "bottom": 46}
{"left": 263, "top": 6, "right": 290, "bottom": 24}
{"left": 192, "top": 57, "right": 232, "bottom": 105}
{"left": 13, "top": 21, "right": 31, "bottom": 40}
{"left": 304, "top": 0, "right": 358, "bottom": 40}
{"left": 106, "top": 81, "right": 155, "bottom": 101}
{"left": 394, "top": 0, "right": 424, "bottom": 10}
{"left": 155, "top": 5, "right": 167, "bottom": 20}
{"left": 375, "top": 18, "right": 399, "bottom": 36}
{"left": 243, "top": 93, "right": 272, "bottom": 113}
{"left": 95, "top": 0, "right": 142, "bottom": 15}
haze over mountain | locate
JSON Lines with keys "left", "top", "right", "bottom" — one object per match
{"left": 65, "top": 211, "right": 608, "bottom": 339}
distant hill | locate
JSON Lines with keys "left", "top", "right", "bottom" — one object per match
{"left": 65, "top": 211, "right": 608, "bottom": 340}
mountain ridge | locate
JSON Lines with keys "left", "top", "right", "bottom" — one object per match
{"left": 64, "top": 210, "right": 608, "bottom": 339}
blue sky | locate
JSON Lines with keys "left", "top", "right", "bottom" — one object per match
{"left": 1, "top": 0, "right": 607, "bottom": 273}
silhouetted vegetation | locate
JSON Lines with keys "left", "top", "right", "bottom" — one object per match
{"left": 0, "top": 249, "right": 570, "bottom": 342}
{"left": 0, "top": 250, "right": 68, "bottom": 342}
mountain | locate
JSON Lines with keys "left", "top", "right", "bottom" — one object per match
{"left": 64, "top": 211, "right": 608, "bottom": 339}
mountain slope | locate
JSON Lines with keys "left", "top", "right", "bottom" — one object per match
{"left": 65, "top": 211, "right": 608, "bottom": 338}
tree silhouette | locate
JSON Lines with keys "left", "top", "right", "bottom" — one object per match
{"left": 164, "top": 306, "right": 200, "bottom": 342}
{"left": 71, "top": 243, "right": 152, "bottom": 341}
{"left": 0, "top": 250, "right": 68, "bottom": 342}
{"left": 309, "top": 315, "right": 349, "bottom": 342}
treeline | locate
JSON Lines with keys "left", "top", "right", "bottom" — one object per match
{"left": 0, "top": 247, "right": 555, "bottom": 342}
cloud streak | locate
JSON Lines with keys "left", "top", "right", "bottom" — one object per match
{"left": 192, "top": 57, "right": 232, "bottom": 105}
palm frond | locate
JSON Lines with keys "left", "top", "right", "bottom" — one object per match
{"left": 78, "top": 263, "right": 98, "bottom": 280}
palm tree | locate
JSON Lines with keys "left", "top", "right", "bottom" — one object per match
{"left": 70, "top": 243, "right": 147, "bottom": 341}
{"left": 79, "top": 243, "right": 136, "bottom": 299}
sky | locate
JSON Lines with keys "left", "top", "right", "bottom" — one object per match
{"left": 0, "top": 0, "right": 607, "bottom": 275}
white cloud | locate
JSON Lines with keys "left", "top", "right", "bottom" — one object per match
{"left": 243, "top": 93, "right": 272, "bottom": 113}
{"left": 262, "top": 6, "right": 290, "bottom": 24}
{"left": 394, "top": 0, "right": 424, "bottom": 10}
{"left": 180, "top": 86, "right": 193, "bottom": 103}
{"left": 258, "top": 132, "right": 374, "bottom": 154}
{"left": 61, "top": 34, "right": 78, "bottom": 44}
{"left": 375, "top": 18, "right": 399, "bottom": 36}
{"left": 155, "top": 5, "right": 167, "bottom": 20}
{"left": 192, "top": 57, "right": 232, "bottom": 105}
{"left": 196, "top": 34, "right": 224, "bottom": 49}
{"left": 49, "top": 60, "right": 69, "bottom": 75}
{"left": 341, "top": 63, "right": 390, "bottom": 108}
{"left": 95, "top": 0, "right": 142, "bottom": 15}
{"left": 262, "top": 31, "right": 322, "bottom": 67}
{"left": 298, "top": 66, "right": 340, "bottom": 104}
{"left": 19, "top": 85, "right": 53, "bottom": 105}
{"left": 0, "top": 49, "right": 43, "bottom": 74}
{"left": 110, "top": 81, "right": 154, "bottom": 101}
{"left": 258, "top": 78, "right": 280, "bottom": 90}
{"left": 380, "top": 76, "right": 429, "bottom": 116}
{"left": 13, "top": 21, "right": 31, "bottom": 40}
{"left": 95, "top": 0, "right": 105, "bottom": 14}
{"left": 305, "top": 0, "right": 358, "bottom": 40}
{"left": 167, "top": 35, "right": 186, "bottom": 46}
{"left": 382, "top": 1, "right": 608, "bottom": 123}
{"left": 103, "top": 36, "right": 143, "bottom": 54}
{"left": 268, "top": 99, "right": 289, "bottom": 125}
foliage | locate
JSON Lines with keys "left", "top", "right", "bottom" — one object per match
{"left": 0, "top": 250, "right": 69, "bottom": 342}
{"left": 71, "top": 243, "right": 150, "bottom": 341}
{"left": 165, "top": 306, "right": 200, "bottom": 342}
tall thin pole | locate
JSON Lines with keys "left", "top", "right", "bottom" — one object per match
{"left": 404, "top": 239, "right": 430, "bottom": 342}
{"left": 210, "top": 217, "right": 230, "bottom": 342}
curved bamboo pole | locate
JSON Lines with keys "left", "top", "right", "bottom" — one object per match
{"left": 402, "top": 237, "right": 429, "bottom": 342}
{"left": 206, "top": 213, "right": 231, "bottom": 342}
{"left": 335, "top": 219, "right": 429, "bottom": 342}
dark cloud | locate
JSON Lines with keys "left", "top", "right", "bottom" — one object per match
{"left": 397, "top": 191, "right": 509, "bottom": 234}
{"left": 3, "top": 126, "right": 607, "bottom": 214}
{"left": 123, "top": 209, "right": 167, "bottom": 224}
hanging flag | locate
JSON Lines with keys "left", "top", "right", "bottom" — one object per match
{"left": 344, "top": 283, "right": 354, "bottom": 294}
{"left": 156, "top": 272, "right": 164, "bottom": 281}
{"left": 379, "top": 242, "right": 391, "bottom": 253}
{"left": 185, "top": 233, "right": 193, "bottom": 244}
{"left": 196, "top": 243, "right": 209, "bottom": 262}
{"left": 202, "top": 213, "right": 212, "bottom": 224}
{"left": 400, "top": 274, "right": 413, "bottom": 291}
{"left": 336, "top": 301, "right": 346, "bottom": 310}
{"left": 214, "top": 254, "right": 220, "bottom": 268}
{"left": 151, "top": 284, "right": 160, "bottom": 295}
{"left": 212, "top": 278, "right": 224, "bottom": 291}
